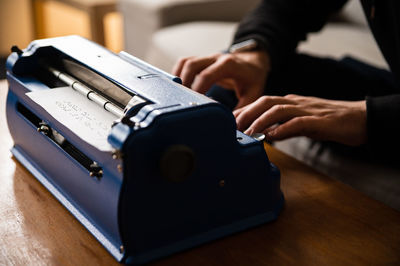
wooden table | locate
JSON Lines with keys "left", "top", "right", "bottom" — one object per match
{"left": 1, "top": 79, "right": 399, "bottom": 265}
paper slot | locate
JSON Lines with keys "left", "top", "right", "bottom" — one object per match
{"left": 26, "top": 86, "right": 118, "bottom": 152}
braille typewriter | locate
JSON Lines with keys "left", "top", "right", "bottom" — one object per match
{"left": 5, "top": 35, "right": 284, "bottom": 264}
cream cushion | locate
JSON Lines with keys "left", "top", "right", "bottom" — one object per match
{"left": 146, "top": 21, "right": 387, "bottom": 73}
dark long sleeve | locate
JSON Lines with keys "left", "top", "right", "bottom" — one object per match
{"left": 367, "top": 95, "right": 400, "bottom": 160}
{"left": 233, "top": 0, "right": 347, "bottom": 70}
{"left": 232, "top": 0, "right": 400, "bottom": 160}
{"left": 362, "top": 1, "right": 400, "bottom": 159}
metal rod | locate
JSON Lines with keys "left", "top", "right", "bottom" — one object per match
{"left": 47, "top": 66, "right": 124, "bottom": 117}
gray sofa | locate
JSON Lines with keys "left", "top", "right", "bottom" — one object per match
{"left": 119, "top": 0, "right": 260, "bottom": 60}
{"left": 119, "top": 0, "right": 400, "bottom": 211}
{"left": 119, "top": 0, "right": 386, "bottom": 70}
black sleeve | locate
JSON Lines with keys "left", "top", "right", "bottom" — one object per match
{"left": 232, "top": 0, "right": 348, "bottom": 70}
{"left": 366, "top": 95, "right": 400, "bottom": 162}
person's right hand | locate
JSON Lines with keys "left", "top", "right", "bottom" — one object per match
{"left": 172, "top": 50, "right": 271, "bottom": 109}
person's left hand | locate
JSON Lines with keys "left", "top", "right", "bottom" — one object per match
{"left": 233, "top": 94, "right": 367, "bottom": 146}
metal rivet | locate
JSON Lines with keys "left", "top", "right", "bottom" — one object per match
{"left": 112, "top": 150, "right": 122, "bottom": 160}
{"left": 219, "top": 180, "right": 225, "bottom": 187}
{"left": 117, "top": 164, "right": 123, "bottom": 172}
{"left": 189, "top": 102, "right": 198, "bottom": 106}
{"left": 119, "top": 245, "right": 124, "bottom": 253}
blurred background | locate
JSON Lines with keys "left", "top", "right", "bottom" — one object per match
{"left": 0, "top": 0, "right": 123, "bottom": 79}
{"left": 0, "top": 0, "right": 387, "bottom": 81}
{"left": 0, "top": 0, "right": 263, "bottom": 80}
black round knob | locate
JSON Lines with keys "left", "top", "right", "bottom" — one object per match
{"left": 11, "top": 45, "right": 23, "bottom": 55}
{"left": 159, "top": 145, "right": 195, "bottom": 183}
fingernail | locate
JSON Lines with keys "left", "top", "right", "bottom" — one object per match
{"left": 266, "top": 130, "right": 274, "bottom": 138}
{"left": 244, "top": 128, "right": 254, "bottom": 135}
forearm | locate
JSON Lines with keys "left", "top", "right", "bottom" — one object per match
{"left": 232, "top": 0, "right": 347, "bottom": 70}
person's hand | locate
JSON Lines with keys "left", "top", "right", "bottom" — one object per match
{"left": 172, "top": 51, "right": 271, "bottom": 108}
{"left": 233, "top": 94, "right": 367, "bottom": 146}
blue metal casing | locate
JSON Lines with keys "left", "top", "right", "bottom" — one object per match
{"left": 5, "top": 36, "right": 284, "bottom": 264}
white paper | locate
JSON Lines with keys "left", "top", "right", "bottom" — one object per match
{"left": 26, "top": 87, "right": 118, "bottom": 152}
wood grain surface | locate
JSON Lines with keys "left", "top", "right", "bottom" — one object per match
{"left": 1, "top": 79, "right": 399, "bottom": 265}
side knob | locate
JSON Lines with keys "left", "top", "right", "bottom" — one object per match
{"left": 159, "top": 145, "right": 195, "bottom": 183}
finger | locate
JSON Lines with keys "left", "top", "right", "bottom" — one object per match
{"left": 172, "top": 56, "right": 193, "bottom": 77}
{"left": 233, "top": 105, "right": 246, "bottom": 117}
{"left": 191, "top": 55, "right": 238, "bottom": 94}
{"left": 264, "top": 123, "right": 279, "bottom": 134}
{"left": 216, "top": 79, "right": 236, "bottom": 89}
{"left": 236, "top": 93, "right": 301, "bottom": 111}
{"left": 236, "top": 96, "right": 296, "bottom": 131}
{"left": 236, "top": 94, "right": 259, "bottom": 109}
{"left": 180, "top": 56, "right": 217, "bottom": 88}
{"left": 266, "top": 116, "right": 319, "bottom": 141}
{"left": 244, "top": 104, "right": 307, "bottom": 135}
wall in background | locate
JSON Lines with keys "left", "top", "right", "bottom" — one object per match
{"left": 0, "top": 0, "right": 123, "bottom": 58}
{"left": 33, "top": 0, "right": 123, "bottom": 52}
{"left": 104, "top": 12, "right": 124, "bottom": 53}
{"left": 0, "top": 0, "right": 34, "bottom": 56}
{"left": 34, "top": 0, "right": 91, "bottom": 40}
